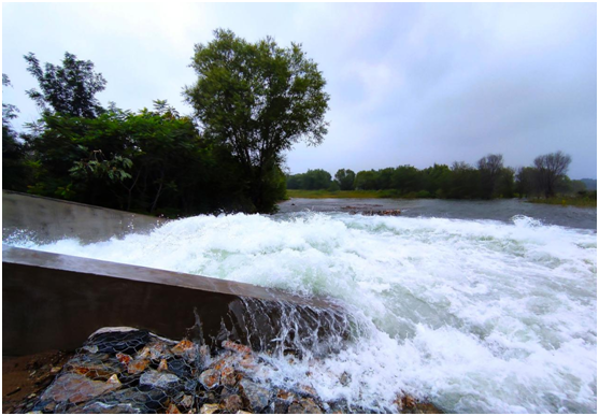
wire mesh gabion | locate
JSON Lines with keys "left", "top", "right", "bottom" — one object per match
{"left": 29, "top": 326, "right": 333, "bottom": 414}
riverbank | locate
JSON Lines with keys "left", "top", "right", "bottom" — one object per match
{"left": 286, "top": 189, "right": 403, "bottom": 199}
{"left": 285, "top": 190, "right": 597, "bottom": 208}
{"left": 527, "top": 195, "right": 597, "bottom": 208}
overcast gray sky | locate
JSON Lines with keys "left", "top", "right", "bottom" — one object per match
{"left": 3, "top": 2, "right": 597, "bottom": 179}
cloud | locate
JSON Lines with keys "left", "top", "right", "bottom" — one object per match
{"left": 3, "top": 2, "right": 596, "bottom": 178}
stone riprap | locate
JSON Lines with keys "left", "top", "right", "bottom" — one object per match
{"left": 28, "top": 327, "right": 441, "bottom": 414}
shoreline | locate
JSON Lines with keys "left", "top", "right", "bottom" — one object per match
{"left": 284, "top": 190, "right": 597, "bottom": 208}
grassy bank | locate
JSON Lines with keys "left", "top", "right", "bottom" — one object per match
{"left": 527, "top": 196, "right": 597, "bottom": 208}
{"left": 286, "top": 189, "right": 405, "bottom": 199}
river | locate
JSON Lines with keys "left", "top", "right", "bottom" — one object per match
{"left": 6, "top": 198, "right": 597, "bottom": 413}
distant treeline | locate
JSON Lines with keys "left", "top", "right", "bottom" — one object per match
{"left": 287, "top": 153, "right": 596, "bottom": 200}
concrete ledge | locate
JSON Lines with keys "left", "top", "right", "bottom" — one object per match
{"left": 3, "top": 246, "right": 346, "bottom": 356}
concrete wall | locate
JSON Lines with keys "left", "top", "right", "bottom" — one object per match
{"left": 2, "top": 192, "right": 347, "bottom": 356}
{"left": 3, "top": 246, "right": 345, "bottom": 357}
{"left": 2, "top": 190, "right": 166, "bottom": 244}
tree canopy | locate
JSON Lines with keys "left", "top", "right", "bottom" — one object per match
{"left": 24, "top": 51, "right": 107, "bottom": 118}
{"left": 184, "top": 29, "right": 330, "bottom": 213}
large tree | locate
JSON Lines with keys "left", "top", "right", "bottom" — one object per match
{"left": 24, "top": 52, "right": 107, "bottom": 118}
{"left": 477, "top": 154, "right": 504, "bottom": 199}
{"left": 533, "top": 151, "right": 572, "bottom": 198}
{"left": 184, "top": 29, "right": 330, "bottom": 213}
{"left": 334, "top": 169, "right": 356, "bottom": 191}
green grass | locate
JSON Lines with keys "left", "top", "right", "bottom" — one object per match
{"left": 527, "top": 196, "right": 597, "bottom": 208}
{"left": 286, "top": 189, "right": 404, "bottom": 199}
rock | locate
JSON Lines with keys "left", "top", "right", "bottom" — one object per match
{"left": 199, "top": 369, "right": 220, "bottom": 389}
{"left": 222, "top": 340, "right": 253, "bottom": 356}
{"left": 106, "top": 374, "right": 121, "bottom": 387}
{"left": 274, "top": 400, "right": 289, "bottom": 413}
{"left": 276, "top": 389, "right": 296, "bottom": 402}
{"left": 139, "top": 370, "right": 180, "bottom": 389}
{"left": 40, "top": 373, "right": 121, "bottom": 404}
{"left": 66, "top": 355, "right": 121, "bottom": 380}
{"left": 171, "top": 340, "right": 198, "bottom": 360}
{"left": 179, "top": 394, "right": 194, "bottom": 409}
{"left": 239, "top": 379, "right": 272, "bottom": 412}
{"left": 67, "top": 402, "right": 142, "bottom": 414}
{"left": 288, "top": 398, "right": 323, "bottom": 414}
{"left": 86, "top": 329, "right": 151, "bottom": 355}
{"left": 339, "top": 372, "right": 351, "bottom": 387}
{"left": 220, "top": 365, "right": 238, "bottom": 387}
{"left": 294, "top": 384, "right": 317, "bottom": 398}
{"left": 127, "top": 358, "right": 149, "bottom": 374}
{"left": 101, "top": 387, "right": 167, "bottom": 413}
{"left": 199, "top": 403, "right": 220, "bottom": 414}
{"left": 223, "top": 394, "right": 243, "bottom": 413}
{"left": 116, "top": 352, "right": 132, "bottom": 366}
{"left": 168, "top": 358, "right": 192, "bottom": 378}
{"left": 166, "top": 403, "right": 181, "bottom": 414}
{"left": 158, "top": 359, "right": 169, "bottom": 372}
{"left": 82, "top": 345, "right": 99, "bottom": 354}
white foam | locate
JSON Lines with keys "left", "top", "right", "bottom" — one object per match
{"left": 7, "top": 212, "right": 597, "bottom": 413}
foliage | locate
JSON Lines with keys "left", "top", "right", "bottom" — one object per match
{"left": 24, "top": 52, "right": 107, "bottom": 118}
{"left": 2, "top": 74, "right": 33, "bottom": 191}
{"left": 334, "top": 169, "right": 356, "bottom": 191}
{"left": 22, "top": 101, "right": 249, "bottom": 215}
{"left": 184, "top": 29, "right": 330, "bottom": 213}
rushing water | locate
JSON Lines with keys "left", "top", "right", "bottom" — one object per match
{"left": 5, "top": 199, "right": 597, "bottom": 413}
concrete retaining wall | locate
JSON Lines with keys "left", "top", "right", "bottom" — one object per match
{"left": 2, "top": 190, "right": 166, "bottom": 244}
{"left": 2, "top": 192, "right": 347, "bottom": 356}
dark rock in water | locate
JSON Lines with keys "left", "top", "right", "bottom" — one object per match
{"left": 239, "top": 379, "right": 272, "bottom": 412}
{"left": 288, "top": 398, "right": 323, "bottom": 414}
{"left": 40, "top": 373, "right": 120, "bottom": 404}
{"left": 139, "top": 369, "right": 180, "bottom": 390}
{"left": 339, "top": 371, "right": 351, "bottom": 387}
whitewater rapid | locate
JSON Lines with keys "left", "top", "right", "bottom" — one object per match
{"left": 6, "top": 212, "right": 597, "bottom": 413}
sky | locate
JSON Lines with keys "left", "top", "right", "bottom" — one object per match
{"left": 2, "top": 2, "right": 597, "bottom": 179}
